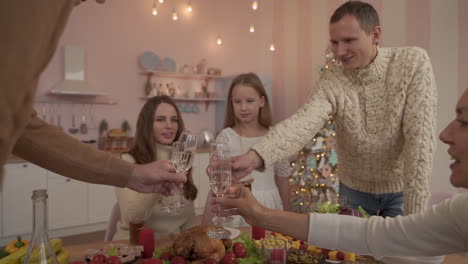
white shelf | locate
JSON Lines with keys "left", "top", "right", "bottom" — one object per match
{"left": 141, "top": 96, "right": 225, "bottom": 102}
{"left": 141, "top": 71, "right": 222, "bottom": 80}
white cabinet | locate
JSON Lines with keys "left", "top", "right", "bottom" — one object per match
{"left": 2, "top": 163, "right": 47, "bottom": 237}
{"left": 192, "top": 153, "right": 210, "bottom": 215}
{"left": 47, "top": 172, "right": 88, "bottom": 230}
{"left": 87, "top": 184, "right": 115, "bottom": 223}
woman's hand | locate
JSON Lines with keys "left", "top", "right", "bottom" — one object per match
{"left": 210, "top": 184, "right": 266, "bottom": 226}
{"left": 230, "top": 150, "right": 264, "bottom": 181}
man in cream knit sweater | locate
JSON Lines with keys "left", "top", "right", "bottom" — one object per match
{"left": 232, "top": 1, "right": 437, "bottom": 216}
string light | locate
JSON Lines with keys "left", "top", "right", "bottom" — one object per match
{"left": 152, "top": 1, "right": 158, "bottom": 16}
{"left": 187, "top": 1, "right": 193, "bottom": 12}
{"left": 216, "top": 36, "right": 223, "bottom": 45}
{"left": 269, "top": 43, "right": 275, "bottom": 52}
{"left": 159, "top": 0, "right": 164, "bottom": 3}
{"left": 249, "top": 24, "right": 255, "bottom": 33}
{"left": 172, "top": 8, "right": 178, "bottom": 20}
{"left": 252, "top": 0, "right": 258, "bottom": 10}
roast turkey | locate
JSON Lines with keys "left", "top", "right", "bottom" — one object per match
{"left": 172, "top": 225, "right": 232, "bottom": 263}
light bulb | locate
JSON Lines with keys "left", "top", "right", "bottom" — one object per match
{"left": 172, "top": 8, "right": 178, "bottom": 20}
{"left": 252, "top": 0, "right": 258, "bottom": 10}
{"left": 269, "top": 43, "right": 275, "bottom": 51}
{"left": 152, "top": 2, "right": 158, "bottom": 15}
{"left": 159, "top": 0, "right": 164, "bottom": 3}
{"left": 187, "top": 1, "right": 193, "bottom": 12}
{"left": 216, "top": 36, "right": 222, "bottom": 45}
{"left": 249, "top": 24, "right": 255, "bottom": 33}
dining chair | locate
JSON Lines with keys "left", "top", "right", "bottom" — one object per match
{"left": 104, "top": 202, "right": 121, "bottom": 241}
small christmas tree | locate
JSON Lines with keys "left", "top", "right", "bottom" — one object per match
{"left": 289, "top": 115, "right": 339, "bottom": 213}
{"left": 289, "top": 46, "right": 341, "bottom": 213}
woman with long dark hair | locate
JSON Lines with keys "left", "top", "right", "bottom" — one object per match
{"left": 113, "top": 95, "right": 198, "bottom": 240}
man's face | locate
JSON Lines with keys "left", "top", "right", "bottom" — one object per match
{"left": 329, "top": 15, "right": 380, "bottom": 69}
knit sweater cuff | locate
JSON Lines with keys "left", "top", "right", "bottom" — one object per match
{"left": 405, "top": 194, "right": 428, "bottom": 215}
{"left": 252, "top": 141, "right": 277, "bottom": 168}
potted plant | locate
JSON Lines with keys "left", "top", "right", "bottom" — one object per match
{"left": 99, "top": 119, "right": 109, "bottom": 137}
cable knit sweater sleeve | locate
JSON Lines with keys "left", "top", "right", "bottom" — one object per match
{"left": 252, "top": 86, "right": 334, "bottom": 168}
{"left": 401, "top": 48, "right": 437, "bottom": 214}
{"left": 115, "top": 154, "right": 161, "bottom": 227}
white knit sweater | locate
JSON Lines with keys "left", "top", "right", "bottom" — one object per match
{"left": 253, "top": 47, "right": 437, "bottom": 214}
{"left": 113, "top": 144, "right": 196, "bottom": 240}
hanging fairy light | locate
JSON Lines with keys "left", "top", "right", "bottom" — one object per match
{"left": 252, "top": 0, "right": 258, "bottom": 10}
{"left": 172, "top": 8, "right": 178, "bottom": 20}
{"left": 249, "top": 24, "right": 255, "bottom": 33}
{"left": 152, "top": 1, "right": 158, "bottom": 16}
{"left": 187, "top": 1, "right": 193, "bottom": 13}
{"left": 216, "top": 36, "right": 223, "bottom": 45}
{"left": 159, "top": 0, "right": 164, "bottom": 3}
{"left": 269, "top": 43, "right": 275, "bottom": 51}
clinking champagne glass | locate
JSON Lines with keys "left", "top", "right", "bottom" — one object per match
{"left": 161, "top": 141, "right": 193, "bottom": 214}
{"left": 207, "top": 151, "right": 232, "bottom": 239}
{"left": 209, "top": 142, "right": 233, "bottom": 224}
{"left": 175, "top": 131, "right": 197, "bottom": 207}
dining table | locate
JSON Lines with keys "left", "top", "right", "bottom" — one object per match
{"left": 65, "top": 226, "right": 468, "bottom": 264}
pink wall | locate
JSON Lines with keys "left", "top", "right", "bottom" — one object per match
{"left": 271, "top": 0, "right": 286, "bottom": 123}
{"left": 37, "top": 0, "right": 274, "bottom": 140}
{"left": 406, "top": 0, "right": 431, "bottom": 52}
{"left": 459, "top": 0, "right": 468, "bottom": 94}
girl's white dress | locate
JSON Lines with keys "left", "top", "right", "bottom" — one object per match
{"left": 216, "top": 127, "right": 290, "bottom": 226}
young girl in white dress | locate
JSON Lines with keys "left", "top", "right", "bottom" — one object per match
{"left": 202, "top": 73, "right": 290, "bottom": 227}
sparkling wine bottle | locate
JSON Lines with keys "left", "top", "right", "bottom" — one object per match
{"left": 23, "top": 189, "right": 59, "bottom": 264}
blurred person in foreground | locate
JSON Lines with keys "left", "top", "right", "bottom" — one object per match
{"left": 0, "top": 1, "right": 185, "bottom": 194}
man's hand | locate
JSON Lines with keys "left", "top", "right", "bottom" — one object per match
{"left": 210, "top": 184, "right": 266, "bottom": 227}
{"left": 126, "top": 160, "right": 187, "bottom": 194}
{"left": 231, "top": 150, "right": 264, "bottom": 181}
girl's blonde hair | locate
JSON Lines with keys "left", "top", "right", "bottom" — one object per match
{"left": 223, "top": 73, "right": 272, "bottom": 129}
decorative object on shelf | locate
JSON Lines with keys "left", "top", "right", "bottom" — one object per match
{"left": 179, "top": 64, "right": 191, "bottom": 74}
{"left": 207, "top": 67, "right": 222, "bottom": 76}
{"left": 157, "top": 83, "right": 164, "bottom": 96}
{"left": 99, "top": 128, "right": 134, "bottom": 153}
{"left": 201, "top": 83, "right": 209, "bottom": 98}
{"left": 144, "top": 72, "right": 154, "bottom": 96}
{"left": 99, "top": 119, "right": 109, "bottom": 137}
{"left": 161, "top": 57, "right": 177, "bottom": 72}
{"left": 121, "top": 120, "right": 131, "bottom": 136}
{"left": 150, "top": 83, "right": 158, "bottom": 97}
{"left": 196, "top": 59, "right": 207, "bottom": 74}
{"left": 167, "top": 82, "right": 176, "bottom": 97}
{"left": 187, "top": 87, "right": 196, "bottom": 98}
{"left": 139, "top": 51, "right": 160, "bottom": 72}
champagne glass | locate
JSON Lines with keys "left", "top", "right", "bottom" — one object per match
{"left": 175, "top": 131, "right": 197, "bottom": 207}
{"left": 207, "top": 151, "right": 232, "bottom": 239}
{"left": 179, "top": 131, "right": 197, "bottom": 152}
{"left": 161, "top": 141, "right": 193, "bottom": 214}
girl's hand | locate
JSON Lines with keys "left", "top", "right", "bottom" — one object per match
{"left": 231, "top": 150, "right": 264, "bottom": 181}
